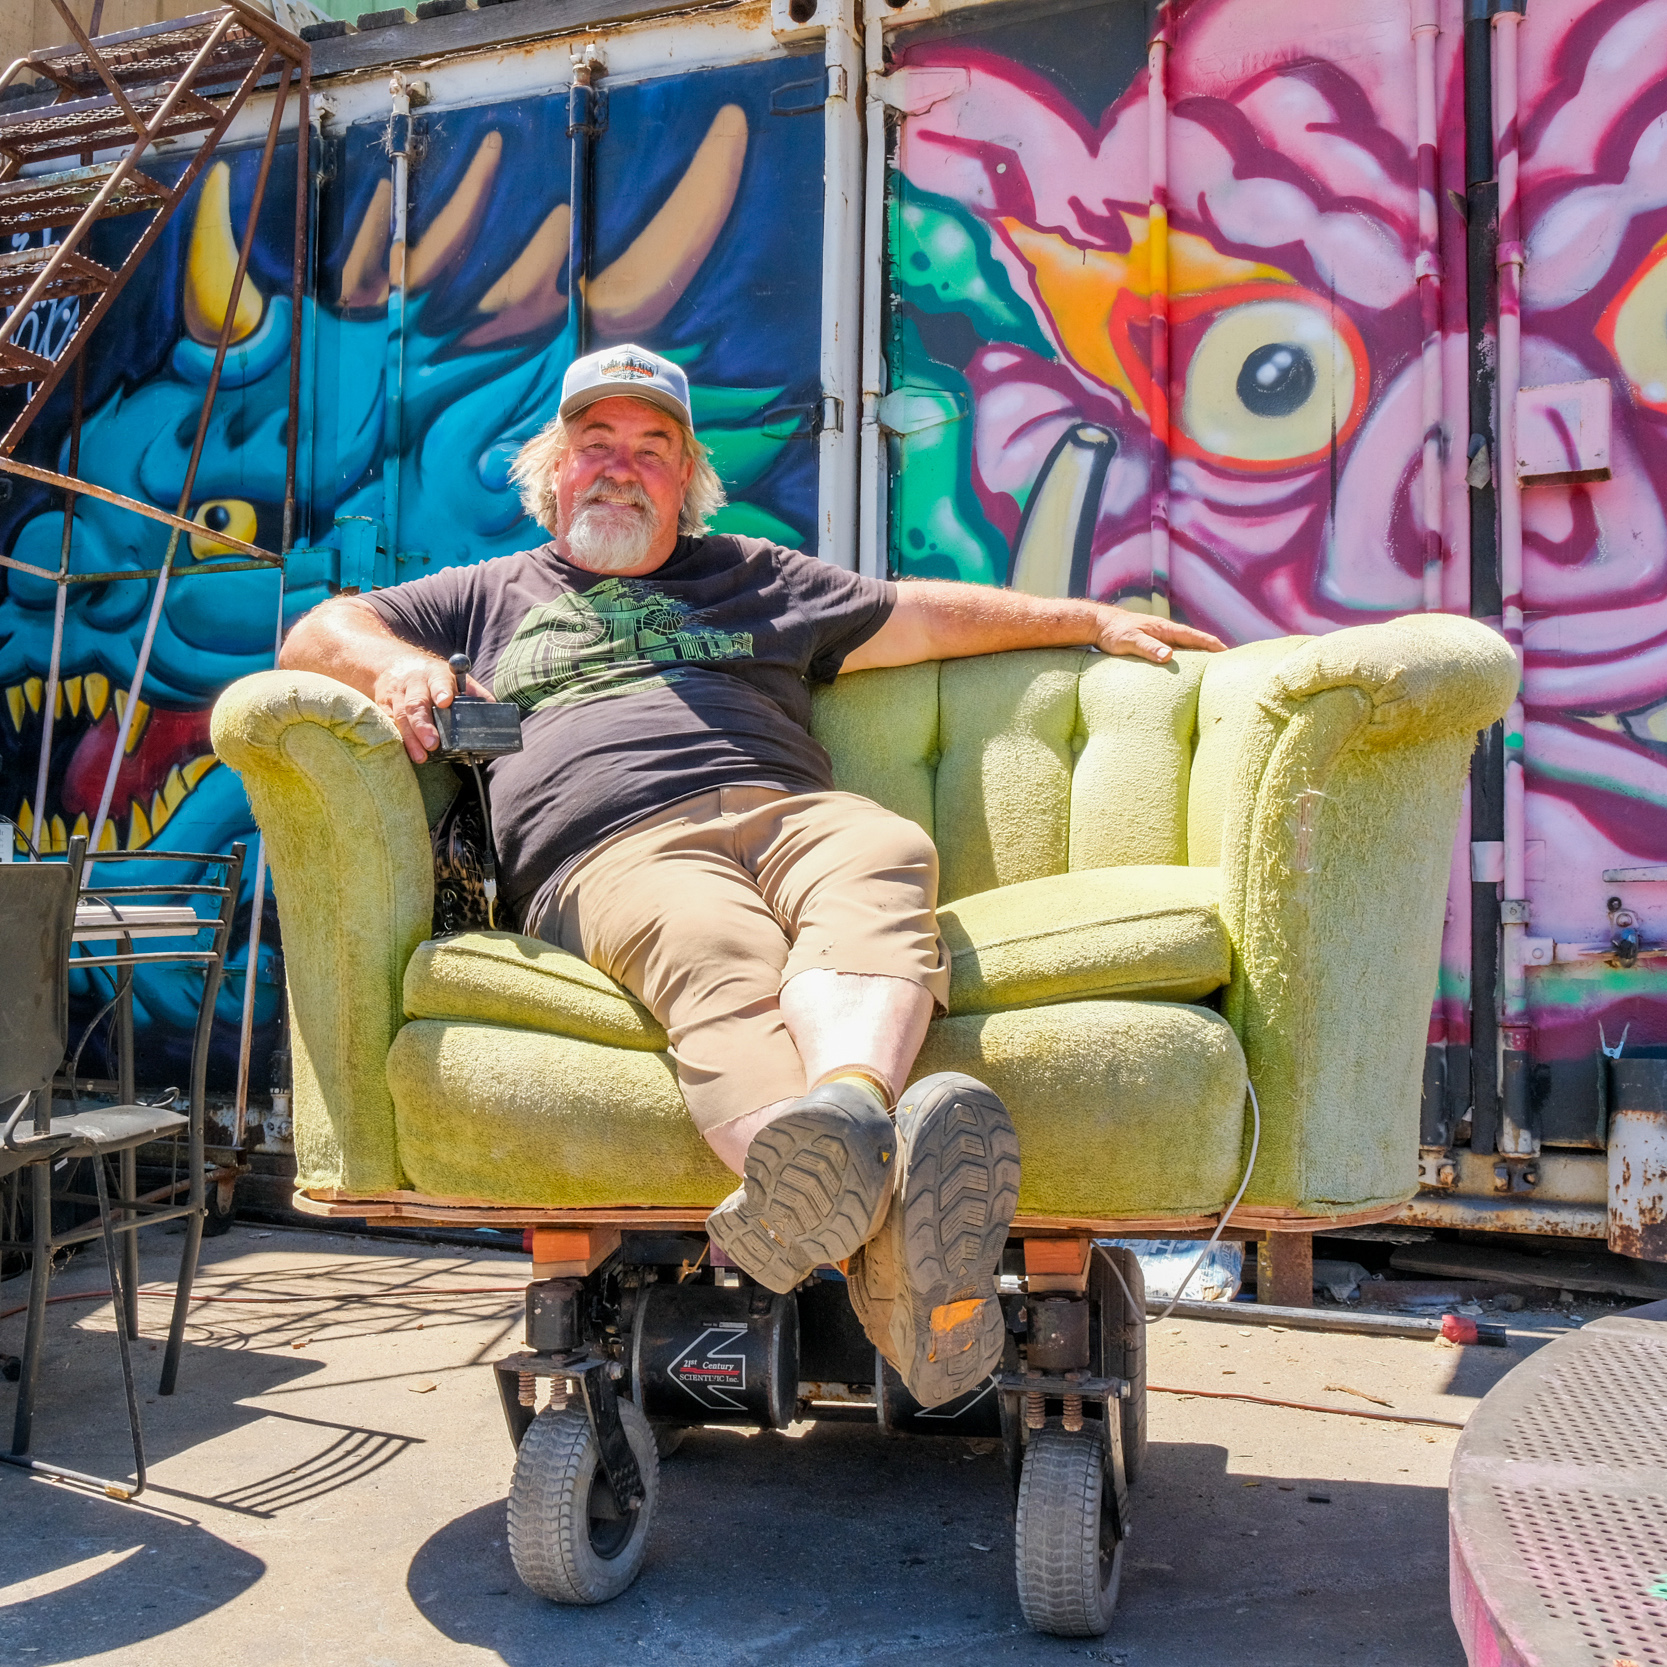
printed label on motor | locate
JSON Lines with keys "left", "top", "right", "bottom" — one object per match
{"left": 668, "top": 1324, "right": 749, "bottom": 1407}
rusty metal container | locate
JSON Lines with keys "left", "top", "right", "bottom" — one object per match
{"left": 1606, "top": 1052, "right": 1667, "bottom": 1262}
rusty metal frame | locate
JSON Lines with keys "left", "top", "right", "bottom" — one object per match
{"left": 2, "top": 3, "right": 310, "bottom": 872}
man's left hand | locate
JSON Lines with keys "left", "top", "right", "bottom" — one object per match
{"left": 1093, "top": 606, "right": 1225, "bottom": 664}
{"left": 844, "top": 579, "right": 1230, "bottom": 674}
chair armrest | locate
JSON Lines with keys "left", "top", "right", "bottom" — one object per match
{"left": 1215, "top": 614, "right": 1518, "bottom": 1215}
{"left": 211, "top": 671, "right": 434, "bottom": 1194}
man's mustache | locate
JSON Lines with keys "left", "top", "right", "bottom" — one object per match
{"left": 575, "top": 479, "right": 657, "bottom": 521}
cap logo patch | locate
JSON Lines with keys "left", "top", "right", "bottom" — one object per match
{"left": 600, "top": 353, "right": 658, "bottom": 383}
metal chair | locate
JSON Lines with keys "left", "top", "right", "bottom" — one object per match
{"left": 0, "top": 837, "right": 244, "bottom": 1500}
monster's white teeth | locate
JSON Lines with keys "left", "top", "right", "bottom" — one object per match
{"left": 2, "top": 674, "right": 127, "bottom": 730}
{"left": 3, "top": 680, "right": 40, "bottom": 731}
{"left": 113, "top": 689, "right": 151, "bottom": 753}
{"left": 8, "top": 753, "right": 218, "bottom": 855}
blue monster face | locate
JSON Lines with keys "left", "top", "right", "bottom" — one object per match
{"left": 0, "top": 59, "right": 824, "bottom": 1088}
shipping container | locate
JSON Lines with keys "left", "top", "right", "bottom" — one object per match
{"left": 3, "top": 0, "right": 1662, "bottom": 1253}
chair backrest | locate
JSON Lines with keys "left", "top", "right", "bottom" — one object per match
{"left": 0, "top": 861, "right": 77, "bottom": 1104}
{"left": 811, "top": 638, "right": 1305, "bottom": 902}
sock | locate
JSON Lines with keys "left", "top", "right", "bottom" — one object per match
{"left": 812, "top": 1064, "right": 894, "bottom": 1114}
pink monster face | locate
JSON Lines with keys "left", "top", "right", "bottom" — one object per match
{"left": 1511, "top": 0, "right": 1667, "bottom": 891}
{"left": 895, "top": 0, "right": 1472, "bottom": 640}
{"left": 888, "top": 0, "right": 1667, "bottom": 1077}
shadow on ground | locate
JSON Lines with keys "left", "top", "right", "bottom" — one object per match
{"left": 0, "top": 1483, "right": 265, "bottom": 1665}
{"left": 408, "top": 1425, "right": 1461, "bottom": 1667}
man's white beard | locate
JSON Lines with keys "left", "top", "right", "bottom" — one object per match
{"left": 564, "top": 484, "right": 661, "bottom": 573}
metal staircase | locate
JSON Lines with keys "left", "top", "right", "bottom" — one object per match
{"left": 0, "top": 3, "right": 312, "bottom": 1230}
{"left": 0, "top": 1, "right": 308, "bottom": 467}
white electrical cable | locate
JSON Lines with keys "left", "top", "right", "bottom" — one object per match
{"left": 1101, "top": 1079, "right": 1262, "bottom": 1327}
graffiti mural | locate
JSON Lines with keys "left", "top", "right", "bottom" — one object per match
{"left": 881, "top": 0, "right": 1667, "bottom": 1145}
{"left": 1511, "top": 0, "right": 1667, "bottom": 1128}
{"left": 0, "top": 53, "right": 825, "bottom": 1087}
{"left": 4, "top": 0, "right": 1662, "bottom": 1157}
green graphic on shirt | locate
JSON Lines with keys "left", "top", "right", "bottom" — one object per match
{"left": 491, "top": 577, "right": 755, "bottom": 713}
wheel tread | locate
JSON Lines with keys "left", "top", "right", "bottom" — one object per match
{"left": 508, "top": 1401, "right": 659, "bottom": 1605}
{"left": 1014, "top": 1424, "right": 1121, "bottom": 1637}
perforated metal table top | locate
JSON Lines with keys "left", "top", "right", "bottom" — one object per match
{"left": 1451, "top": 1310, "right": 1667, "bottom": 1667}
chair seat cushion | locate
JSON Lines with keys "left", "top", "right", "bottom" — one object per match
{"left": 403, "top": 931, "right": 667, "bottom": 1050}
{"left": 937, "top": 865, "right": 1229, "bottom": 1014}
{"left": 385, "top": 999, "right": 1248, "bottom": 1219}
{"left": 402, "top": 868, "right": 1229, "bottom": 1051}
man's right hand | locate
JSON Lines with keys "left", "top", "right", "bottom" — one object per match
{"left": 375, "top": 655, "right": 492, "bottom": 762}
{"left": 279, "top": 595, "right": 493, "bottom": 762}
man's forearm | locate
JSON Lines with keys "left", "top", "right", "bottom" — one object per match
{"left": 844, "top": 579, "right": 1224, "bottom": 671}
{"left": 281, "top": 597, "right": 468, "bottom": 760}
{"left": 891, "top": 581, "right": 1107, "bottom": 660}
{"left": 279, "top": 596, "right": 443, "bottom": 694}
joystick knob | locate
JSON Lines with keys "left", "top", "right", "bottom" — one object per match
{"left": 449, "top": 653, "right": 472, "bottom": 699}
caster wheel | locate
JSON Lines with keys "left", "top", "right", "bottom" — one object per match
{"left": 649, "top": 1420, "right": 687, "bottom": 1458}
{"left": 1014, "top": 1423, "right": 1124, "bottom": 1637}
{"left": 201, "top": 1180, "right": 238, "bottom": 1239}
{"left": 1092, "top": 1245, "right": 1147, "bottom": 1485}
{"left": 509, "top": 1400, "right": 659, "bottom": 1604}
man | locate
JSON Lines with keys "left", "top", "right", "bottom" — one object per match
{"left": 281, "top": 344, "right": 1222, "bottom": 1405}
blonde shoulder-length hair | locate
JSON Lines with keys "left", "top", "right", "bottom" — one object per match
{"left": 509, "top": 408, "right": 727, "bottom": 538}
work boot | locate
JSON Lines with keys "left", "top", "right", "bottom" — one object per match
{"left": 846, "top": 1072, "right": 1020, "bottom": 1408}
{"left": 706, "top": 1083, "right": 897, "bottom": 1294}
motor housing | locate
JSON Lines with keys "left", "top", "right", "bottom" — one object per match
{"left": 629, "top": 1280, "right": 799, "bottom": 1428}
{"left": 525, "top": 1277, "right": 582, "bottom": 1354}
{"left": 875, "top": 1355, "right": 1003, "bottom": 1437}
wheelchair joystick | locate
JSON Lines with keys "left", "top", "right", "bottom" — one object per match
{"left": 432, "top": 653, "right": 522, "bottom": 761}
{"left": 430, "top": 648, "right": 522, "bottom": 932}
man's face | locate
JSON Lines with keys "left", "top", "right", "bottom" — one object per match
{"left": 554, "top": 395, "right": 695, "bottom": 575}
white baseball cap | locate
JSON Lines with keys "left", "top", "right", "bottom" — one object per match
{"left": 558, "top": 343, "right": 693, "bottom": 429}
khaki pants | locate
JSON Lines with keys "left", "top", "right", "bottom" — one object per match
{"left": 536, "top": 787, "right": 949, "bottom": 1133}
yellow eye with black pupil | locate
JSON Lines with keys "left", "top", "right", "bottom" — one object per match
{"left": 190, "top": 498, "right": 259, "bottom": 559}
{"left": 1177, "top": 294, "right": 1366, "bottom": 470}
{"left": 1600, "top": 233, "right": 1667, "bottom": 412}
{"left": 1237, "top": 344, "right": 1316, "bottom": 416}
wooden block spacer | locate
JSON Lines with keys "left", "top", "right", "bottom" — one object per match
{"left": 530, "top": 1225, "right": 622, "bottom": 1279}
{"left": 1024, "top": 1236, "right": 1092, "bottom": 1292}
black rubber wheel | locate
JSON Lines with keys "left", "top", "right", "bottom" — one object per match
{"left": 1014, "top": 1423, "right": 1124, "bottom": 1637}
{"left": 508, "top": 1401, "right": 659, "bottom": 1604}
{"left": 1092, "top": 1245, "right": 1147, "bottom": 1485}
{"left": 649, "top": 1420, "right": 687, "bottom": 1458}
{"left": 201, "top": 1179, "right": 237, "bottom": 1239}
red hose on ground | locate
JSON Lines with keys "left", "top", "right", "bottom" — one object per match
{"left": 0, "top": 1284, "right": 525, "bottom": 1324}
{"left": 0, "top": 1291, "right": 1467, "bottom": 1430}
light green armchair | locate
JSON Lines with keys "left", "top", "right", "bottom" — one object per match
{"left": 210, "top": 613, "right": 1515, "bottom": 1235}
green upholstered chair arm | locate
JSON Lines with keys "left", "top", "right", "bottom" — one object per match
{"left": 1213, "top": 614, "right": 1519, "bottom": 1215}
{"left": 211, "top": 671, "right": 435, "bottom": 1195}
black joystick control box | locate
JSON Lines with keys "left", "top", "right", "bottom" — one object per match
{"left": 432, "top": 653, "right": 523, "bottom": 761}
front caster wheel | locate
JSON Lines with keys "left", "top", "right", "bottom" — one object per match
{"left": 1014, "top": 1423, "right": 1124, "bottom": 1637}
{"left": 508, "top": 1400, "right": 660, "bottom": 1604}
{"left": 649, "top": 1420, "right": 687, "bottom": 1458}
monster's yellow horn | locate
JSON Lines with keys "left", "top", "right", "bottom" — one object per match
{"left": 183, "top": 163, "right": 265, "bottom": 346}
{"left": 587, "top": 104, "right": 748, "bottom": 336}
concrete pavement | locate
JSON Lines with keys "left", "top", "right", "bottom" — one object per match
{"left": 0, "top": 1225, "right": 1590, "bottom": 1666}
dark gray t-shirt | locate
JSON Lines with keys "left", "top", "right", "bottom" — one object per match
{"left": 365, "top": 535, "right": 896, "bottom": 916}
